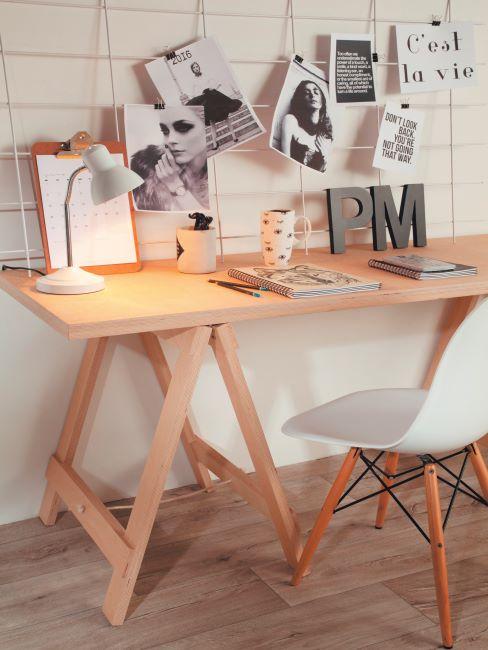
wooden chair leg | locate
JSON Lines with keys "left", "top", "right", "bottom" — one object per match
{"left": 469, "top": 442, "right": 488, "bottom": 500}
{"left": 39, "top": 337, "right": 109, "bottom": 526}
{"left": 102, "top": 326, "right": 212, "bottom": 625}
{"left": 375, "top": 451, "right": 399, "bottom": 529}
{"left": 292, "top": 448, "right": 360, "bottom": 586}
{"left": 424, "top": 463, "right": 453, "bottom": 649}
{"left": 140, "top": 332, "right": 213, "bottom": 491}
{"left": 373, "top": 298, "right": 478, "bottom": 536}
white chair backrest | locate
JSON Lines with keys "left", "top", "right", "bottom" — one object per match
{"left": 396, "top": 299, "right": 488, "bottom": 453}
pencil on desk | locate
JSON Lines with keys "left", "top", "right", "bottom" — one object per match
{"left": 208, "top": 279, "right": 267, "bottom": 291}
{"left": 210, "top": 280, "right": 261, "bottom": 297}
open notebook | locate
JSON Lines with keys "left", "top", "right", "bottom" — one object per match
{"left": 228, "top": 264, "right": 381, "bottom": 298}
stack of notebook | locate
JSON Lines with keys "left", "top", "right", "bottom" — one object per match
{"left": 227, "top": 264, "right": 381, "bottom": 299}
{"left": 368, "top": 254, "right": 477, "bottom": 280}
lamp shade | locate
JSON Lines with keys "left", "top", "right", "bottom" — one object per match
{"left": 81, "top": 144, "right": 143, "bottom": 205}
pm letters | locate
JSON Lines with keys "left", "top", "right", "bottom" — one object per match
{"left": 326, "top": 184, "right": 426, "bottom": 254}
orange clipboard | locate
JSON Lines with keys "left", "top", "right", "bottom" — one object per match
{"left": 32, "top": 140, "right": 141, "bottom": 275}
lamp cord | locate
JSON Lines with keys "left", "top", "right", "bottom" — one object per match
{"left": 2, "top": 264, "right": 45, "bottom": 276}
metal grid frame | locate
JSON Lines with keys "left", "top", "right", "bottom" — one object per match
{"left": 0, "top": 0, "right": 486, "bottom": 266}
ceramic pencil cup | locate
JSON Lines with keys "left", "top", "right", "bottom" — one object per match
{"left": 176, "top": 226, "right": 217, "bottom": 274}
{"left": 260, "top": 209, "right": 312, "bottom": 268}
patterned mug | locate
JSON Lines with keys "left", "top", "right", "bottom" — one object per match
{"left": 260, "top": 209, "right": 312, "bottom": 268}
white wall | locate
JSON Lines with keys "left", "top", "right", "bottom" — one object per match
{"left": 0, "top": 0, "right": 487, "bottom": 524}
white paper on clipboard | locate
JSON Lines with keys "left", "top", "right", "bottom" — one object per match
{"left": 36, "top": 154, "right": 137, "bottom": 269}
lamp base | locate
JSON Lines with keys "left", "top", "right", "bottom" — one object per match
{"left": 36, "top": 266, "right": 105, "bottom": 295}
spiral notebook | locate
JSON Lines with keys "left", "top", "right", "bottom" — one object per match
{"left": 368, "top": 255, "right": 477, "bottom": 280}
{"left": 228, "top": 264, "right": 381, "bottom": 299}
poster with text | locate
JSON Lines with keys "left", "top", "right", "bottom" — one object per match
{"left": 145, "top": 37, "right": 265, "bottom": 157}
{"left": 373, "top": 102, "right": 424, "bottom": 172}
{"left": 330, "top": 34, "right": 376, "bottom": 104}
{"left": 396, "top": 22, "right": 477, "bottom": 94}
{"left": 270, "top": 56, "right": 334, "bottom": 174}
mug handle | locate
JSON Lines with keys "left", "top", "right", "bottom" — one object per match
{"left": 293, "top": 215, "right": 312, "bottom": 252}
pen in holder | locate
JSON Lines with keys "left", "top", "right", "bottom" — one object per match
{"left": 176, "top": 212, "right": 216, "bottom": 274}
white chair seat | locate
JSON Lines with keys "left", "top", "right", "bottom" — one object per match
{"left": 282, "top": 388, "right": 428, "bottom": 450}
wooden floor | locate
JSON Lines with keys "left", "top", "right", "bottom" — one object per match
{"left": 0, "top": 450, "right": 487, "bottom": 649}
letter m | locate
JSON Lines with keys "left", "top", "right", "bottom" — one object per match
{"left": 371, "top": 183, "right": 427, "bottom": 250}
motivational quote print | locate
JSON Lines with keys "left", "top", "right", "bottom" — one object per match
{"left": 373, "top": 103, "right": 424, "bottom": 172}
{"left": 330, "top": 34, "right": 376, "bottom": 105}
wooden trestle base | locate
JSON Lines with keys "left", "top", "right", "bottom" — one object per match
{"left": 38, "top": 323, "right": 302, "bottom": 625}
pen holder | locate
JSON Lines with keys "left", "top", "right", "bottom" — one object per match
{"left": 176, "top": 226, "right": 217, "bottom": 274}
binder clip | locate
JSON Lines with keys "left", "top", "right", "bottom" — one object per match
{"left": 57, "top": 131, "right": 94, "bottom": 158}
{"left": 401, "top": 99, "right": 410, "bottom": 109}
{"left": 165, "top": 49, "right": 176, "bottom": 60}
{"left": 372, "top": 52, "right": 379, "bottom": 62}
{"left": 432, "top": 15, "right": 441, "bottom": 26}
{"left": 154, "top": 97, "right": 165, "bottom": 110}
{"left": 294, "top": 54, "right": 304, "bottom": 64}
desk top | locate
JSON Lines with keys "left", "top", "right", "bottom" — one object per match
{"left": 1, "top": 235, "right": 488, "bottom": 340}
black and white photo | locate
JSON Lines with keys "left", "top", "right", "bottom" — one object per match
{"left": 270, "top": 56, "right": 334, "bottom": 173}
{"left": 146, "top": 37, "right": 265, "bottom": 156}
{"left": 124, "top": 104, "right": 209, "bottom": 213}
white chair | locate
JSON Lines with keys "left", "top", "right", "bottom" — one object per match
{"left": 283, "top": 299, "right": 488, "bottom": 649}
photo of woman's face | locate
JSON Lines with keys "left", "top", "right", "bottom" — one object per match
{"left": 301, "top": 82, "right": 323, "bottom": 110}
{"left": 159, "top": 107, "right": 206, "bottom": 165}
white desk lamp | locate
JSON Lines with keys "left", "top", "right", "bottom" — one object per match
{"left": 36, "top": 136, "right": 143, "bottom": 295}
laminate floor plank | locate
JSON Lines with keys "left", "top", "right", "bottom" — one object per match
{"left": 158, "top": 582, "right": 432, "bottom": 650}
{"left": 385, "top": 555, "right": 488, "bottom": 624}
{"left": 253, "top": 516, "right": 488, "bottom": 608}
{"left": 0, "top": 526, "right": 105, "bottom": 586}
{"left": 0, "top": 568, "right": 286, "bottom": 649}
{"left": 362, "top": 609, "right": 488, "bottom": 649}
{"left": 0, "top": 451, "right": 485, "bottom": 649}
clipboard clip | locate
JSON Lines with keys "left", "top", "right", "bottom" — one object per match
{"left": 57, "top": 131, "right": 94, "bottom": 158}
{"left": 432, "top": 15, "right": 441, "bottom": 26}
{"left": 154, "top": 96, "right": 166, "bottom": 110}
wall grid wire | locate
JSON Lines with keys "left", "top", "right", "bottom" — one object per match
{"left": 0, "top": 0, "right": 486, "bottom": 265}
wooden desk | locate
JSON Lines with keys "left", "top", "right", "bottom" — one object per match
{"left": 1, "top": 234, "right": 487, "bottom": 626}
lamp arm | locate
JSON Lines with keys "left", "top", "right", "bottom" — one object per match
{"left": 64, "top": 165, "right": 88, "bottom": 267}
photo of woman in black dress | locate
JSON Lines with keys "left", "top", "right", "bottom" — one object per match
{"left": 184, "top": 61, "right": 242, "bottom": 150}
{"left": 271, "top": 57, "right": 334, "bottom": 174}
{"left": 145, "top": 37, "right": 265, "bottom": 156}
{"left": 281, "top": 80, "right": 333, "bottom": 172}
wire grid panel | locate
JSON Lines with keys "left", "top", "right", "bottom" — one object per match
{"left": 0, "top": 0, "right": 486, "bottom": 265}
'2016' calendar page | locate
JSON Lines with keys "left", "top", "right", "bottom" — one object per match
{"left": 36, "top": 154, "right": 137, "bottom": 269}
